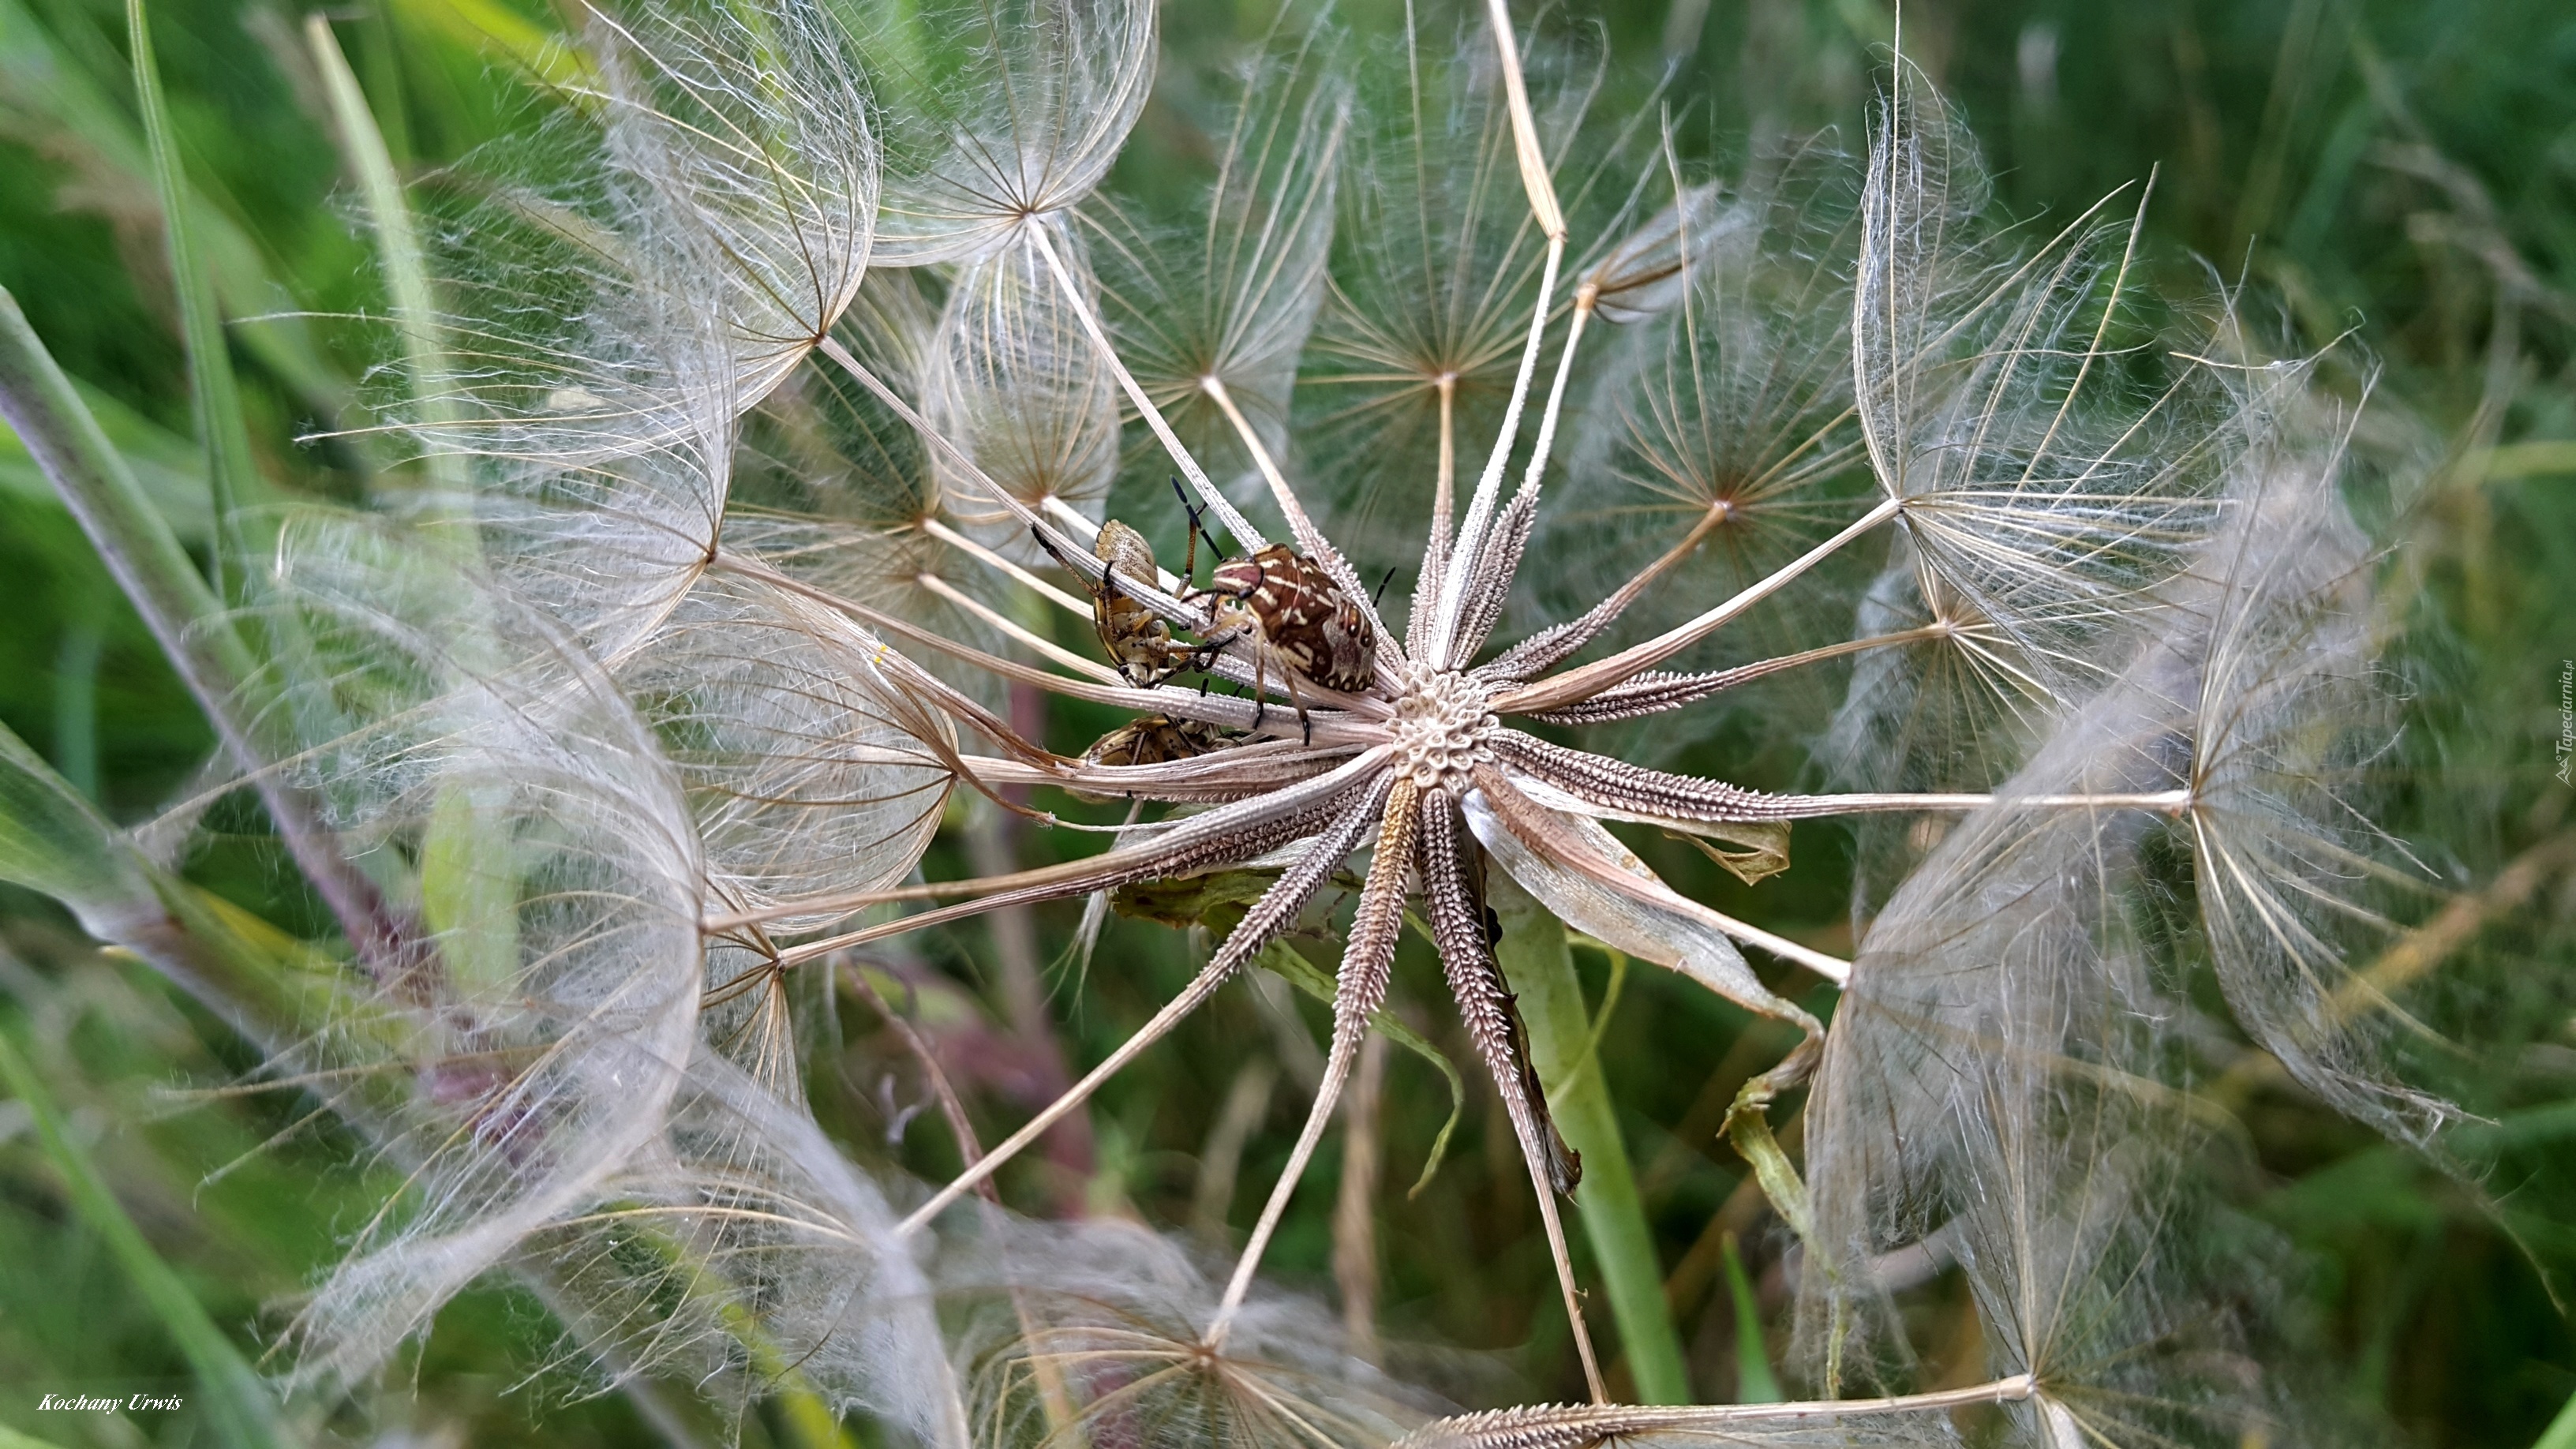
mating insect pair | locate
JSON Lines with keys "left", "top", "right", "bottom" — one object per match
{"left": 1039, "top": 481, "right": 1376, "bottom": 752}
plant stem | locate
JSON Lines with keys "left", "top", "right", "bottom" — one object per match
{"left": 0, "top": 286, "right": 412, "bottom": 980}
{"left": 1492, "top": 874, "right": 1691, "bottom": 1405}
{"left": 51, "top": 583, "right": 103, "bottom": 799}
{"left": 0, "top": 710, "right": 320, "bottom": 1046}
{"left": 1719, "top": 1230, "right": 1783, "bottom": 1402}
{"left": 305, "top": 15, "right": 466, "bottom": 501}
{"left": 0, "top": 291, "right": 245, "bottom": 686}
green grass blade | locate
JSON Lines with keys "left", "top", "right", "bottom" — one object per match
{"left": 0, "top": 718, "right": 325, "bottom": 1043}
{"left": 0, "top": 726, "right": 841, "bottom": 1444}
{"left": 125, "top": 0, "right": 260, "bottom": 590}
{"left": 298, "top": 42, "right": 517, "bottom": 998}
{"left": 48, "top": 591, "right": 103, "bottom": 799}
{"left": 2535, "top": 1387, "right": 2576, "bottom": 1449}
{"left": 0, "top": 0, "right": 354, "bottom": 427}
{"left": 305, "top": 14, "right": 466, "bottom": 499}
{"left": 1719, "top": 1231, "right": 1782, "bottom": 1402}
{"left": 386, "top": 0, "right": 585, "bottom": 88}
{"left": 0, "top": 1032, "right": 296, "bottom": 1449}
{"left": 0, "top": 374, "right": 212, "bottom": 541}
{"left": 1495, "top": 878, "right": 1691, "bottom": 1405}
{"left": 0, "top": 714, "right": 155, "bottom": 923}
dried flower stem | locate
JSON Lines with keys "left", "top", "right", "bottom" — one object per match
{"left": 1024, "top": 220, "right": 1267, "bottom": 549}
{"left": 894, "top": 774, "right": 1396, "bottom": 1235}
{"left": 1497, "top": 493, "right": 1905, "bottom": 711}
{"left": 1397, "top": 1373, "right": 2042, "bottom": 1448}
{"left": 1208, "top": 780, "right": 1421, "bottom": 1344}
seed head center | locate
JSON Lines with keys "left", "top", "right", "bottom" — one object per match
{"left": 1389, "top": 668, "right": 1495, "bottom": 792}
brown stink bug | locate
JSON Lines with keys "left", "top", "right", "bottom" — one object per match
{"left": 1193, "top": 545, "right": 1376, "bottom": 732}
{"left": 1068, "top": 713, "right": 1232, "bottom": 801}
{"left": 1036, "top": 519, "right": 1203, "bottom": 688}
{"left": 1084, "top": 713, "right": 1229, "bottom": 769}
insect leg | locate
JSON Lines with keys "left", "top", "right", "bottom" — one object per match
{"left": 1170, "top": 474, "right": 1225, "bottom": 584}
{"left": 1185, "top": 623, "right": 1241, "bottom": 682}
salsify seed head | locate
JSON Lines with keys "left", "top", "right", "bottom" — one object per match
{"left": 216, "top": 2, "right": 2458, "bottom": 1442}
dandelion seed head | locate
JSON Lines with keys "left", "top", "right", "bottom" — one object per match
{"left": 395, "top": 0, "right": 876, "bottom": 469}
{"left": 1292, "top": 12, "right": 1612, "bottom": 571}
{"left": 2174, "top": 373, "right": 2456, "bottom": 1145}
{"left": 578, "top": 0, "right": 878, "bottom": 407}
{"left": 1796, "top": 352, "right": 2437, "bottom": 1434}
{"left": 621, "top": 575, "right": 957, "bottom": 928}
{"left": 1092, "top": 51, "right": 1347, "bottom": 499}
{"left": 739, "top": 268, "right": 945, "bottom": 527}
{"left": 1516, "top": 133, "right": 1867, "bottom": 761}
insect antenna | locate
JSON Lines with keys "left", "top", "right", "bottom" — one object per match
{"left": 1373, "top": 564, "right": 1398, "bottom": 608}
{"left": 1028, "top": 522, "right": 1085, "bottom": 579}
{"left": 1170, "top": 474, "right": 1226, "bottom": 586}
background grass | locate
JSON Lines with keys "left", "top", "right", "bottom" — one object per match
{"left": 0, "top": 0, "right": 2571, "bottom": 1443}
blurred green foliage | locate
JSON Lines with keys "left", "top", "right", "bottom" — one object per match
{"left": 0, "top": 0, "right": 2570, "bottom": 1443}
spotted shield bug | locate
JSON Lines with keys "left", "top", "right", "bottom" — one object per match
{"left": 1193, "top": 545, "right": 1376, "bottom": 738}
{"left": 1039, "top": 482, "right": 1373, "bottom": 743}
